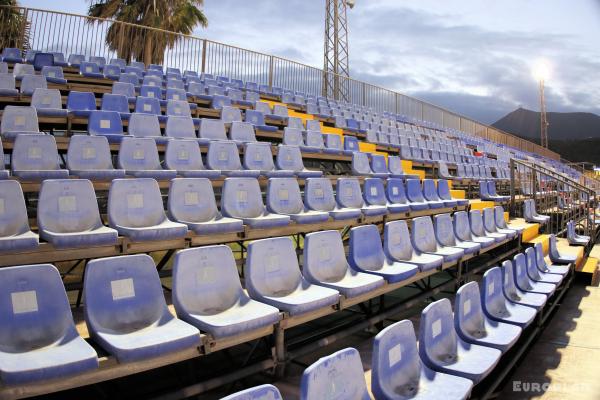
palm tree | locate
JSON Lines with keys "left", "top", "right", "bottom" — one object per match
{"left": 0, "top": 0, "right": 29, "bottom": 50}
{"left": 88, "top": 0, "right": 208, "bottom": 66}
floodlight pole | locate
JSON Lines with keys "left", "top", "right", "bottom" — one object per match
{"left": 324, "top": 0, "right": 351, "bottom": 101}
{"left": 539, "top": 79, "right": 549, "bottom": 148}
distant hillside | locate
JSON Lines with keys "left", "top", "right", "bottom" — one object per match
{"left": 492, "top": 108, "right": 600, "bottom": 140}
{"left": 492, "top": 108, "right": 600, "bottom": 165}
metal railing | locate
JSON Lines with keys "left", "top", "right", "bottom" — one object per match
{"left": 1, "top": 5, "right": 561, "bottom": 160}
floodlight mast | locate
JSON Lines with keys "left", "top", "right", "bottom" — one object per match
{"left": 323, "top": 0, "right": 352, "bottom": 101}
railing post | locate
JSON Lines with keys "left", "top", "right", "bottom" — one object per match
{"left": 201, "top": 39, "right": 207, "bottom": 73}
{"left": 18, "top": 7, "right": 29, "bottom": 50}
{"left": 268, "top": 55, "right": 274, "bottom": 89}
{"left": 510, "top": 159, "right": 516, "bottom": 216}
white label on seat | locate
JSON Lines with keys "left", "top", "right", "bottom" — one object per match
{"left": 28, "top": 146, "right": 42, "bottom": 159}
{"left": 147, "top": 92, "right": 155, "bottom": 98}
{"left": 0, "top": 198, "right": 4, "bottom": 215}
{"left": 184, "top": 191, "right": 199, "bottom": 206}
{"left": 11, "top": 290, "right": 38, "bottom": 314}
{"left": 149, "top": 82, "right": 156, "bottom": 87}
{"left": 285, "top": 153, "right": 292, "bottom": 161}
{"left": 143, "top": 103, "right": 152, "bottom": 111}
{"left": 254, "top": 152, "right": 263, "bottom": 161}
{"left": 177, "top": 150, "right": 189, "bottom": 160}
{"left": 278, "top": 189, "right": 289, "bottom": 201}
{"left": 314, "top": 188, "right": 324, "bottom": 199}
{"left": 516, "top": 265, "right": 521, "bottom": 275}
{"left": 463, "top": 299, "right": 471, "bottom": 316}
{"left": 370, "top": 186, "right": 378, "bottom": 196}
{"left": 320, "top": 246, "right": 331, "bottom": 261}
{"left": 85, "top": 66, "right": 92, "bottom": 73}
{"left": 111, "top": 278, "right": 135, "bottom": 300}
{"left": 100, "top": 119, "right": 111, "bottom": 129}
{"left": 42, "top": 95, "right": 52, "bottom": 105}
{"left": 218, "top": 151, "right": 228, "bottom": 161}
{"left": 432, "top": 318, "right": 442, "bottom": 339}
{"left": 198, "top": 266, "right": 216, "bottom": 284}
{"left": 388, "top": 343, "right": 402, "bottom": 367}
{"left": 15, "top": 116, "right": 25, "bottom": 126}
{"left": 133, "top": 149, "right": 145, "bottom": 160}
{"left": 237, "top": 190, "right": 248, "bottom": 203}
{"left": 173, "top": 94, "right": 180, "bottom": 100}
{"left": 488, "top": 281, "right": 495, "bottom": 295}
{"left": 127, "top": 193, "right": 144, "bottom": 209}
{"left": 392, "top": 187, "right": 399, "bottom": 196}
{"left": 48, "top": 71, "right": 56, "bottom": 78}
{"left": 344, "top": 187, "right": 353, "bottom": 197}
{"left": 82, "top": 146, "right": 97, "bottom": 159}
{"left": 267, "top": 254, "right": 279, "bottom": 273}
{"left": 175, "top": 106, "right": 182, "bottom": 114}
{"left": 58, "top": 195, "right": 77, "bottom": 212}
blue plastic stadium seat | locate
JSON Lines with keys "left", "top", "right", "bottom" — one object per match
{"left": 434, "top": 213, "right": 481, "bottom": 255}
{"left": 89, "top": 56, "right": 106, "bottom": 70}
{"left": 164, "top": 139, "right": 220, "bottom": 178}
{"left": 103, "top": 64, "right": 121, "bottom": 80}
{"left": 168, "top": 178, "right": 242, "bottom": 235}
{"left": 362, "top": 178, "right": 390, "bottom": 216}
{"left": 524, "top": 199, "right": 550, "bottom": 225}
{"left": 136, "top": 95, "right": 167, "bottom": 123}
{"left": 67, "top": 135, "right": 125, "bottom": 180}
{"left": 220, "top": 106, "right": 242, "bottom": 124}
{"left": 109, "top": 58, "right": 126, "bottom": 70}
{"left": 305, "top": 131, "right": 325, "bottom": 152}
{"left": 108, "top": 178, "right": 188, "bottom": 241}
{"left": 384, "top": 220, "right": 444, "bottom": 272}
{"left": 245, "top": 109, "right": 277, "bottom": 132}
{"left": 502, "top": 260, "right": 547, "bottom": 310}
{"left": 421, "top": 179, "right": 446, "bottom": 209}
{"left": 323, "top": 133, "right": 347, "bottom": 155}
{"left": 221, "top": 384, "right": 283, "bottom": 400}
{"left": 411, "top": 216, "right": 464, "bottom": 263}
{"left": 1, "top": 105, "right": 39, "bottom": 139}
{"left": 372, "top": 320, "right": 473, "bottom": 400}
{"left": 88, "top": 110, "right": 124, "bottom": 143}
{"left": 344, "top": 135, "right": 359, "bottom": 152}
{"left": 335, "top": 177, "right": 375, "bottom": 216}
{"left": 0, "top": 72, "right": 19, "bottom": 96}
{"left": 351, "top": 151, "right": 378, "bottom": 176}
{"left": 198, "top": 118, "right": 228, "bottom": 144}
{"left": 112, "top": 82, "right": 136, "bottom": 102}
{"left": 513, "top": 253, "right": 555, "bottom": 296}
{"left": 229, "top": 121, "right": 257, "bottom": 144}
{"left": 0, "top": 264, "right": 98, "bottom": 384}
{"left": 482, "top": 266, "right": 536, "bottom": 327}
{"left": 20, "top": 74, "right": 47, "bottom": 96}
{"left": 267, "top": 178, "right": 329, "bottom": 224}
{"left": 495, "top": 206, "right": 523, "bottom": 235}
{"left": 31, "top": 88, "right": 68, "bottom": 117}
{"left": 470, "top": 209, "right": 505, "bottom": 243}
{"left": 140, "top": 85, "right": 162, "bottom": 100}
{"left": 304, "top": 230, "right": 384, "bottom": 298}
{"left": 0, "top": 141, "right": 8, "bottom": 179}
{"left": 37, "top": 179, "right": 119, "bottom": 248}
{"left": 172, "top": 245, "right": 279, "bottom": 338}
{"left": 304, "top": 177, "right": 361, "bottom": 220}
{"left": 67, "top": 54, "right": 85, "bottom": 68}
{"left": 206, "top": 140, "right": 259, "bottom": 177}
{"left": 1, "top": 47, "right": 22, "bottom": 63}
{"left": 244, "top": 142, "right": 293, "bottom": 177}
{"left": 67, "top": 91, "right": 96, "bottom": 117}
{"left": 0, "top": 180, "right": 39, "bottom": 252}
{"left": 246, "top": 237, "right": 339, "bottom": 315}
{"left": 118, "top": 137, "right": 176, "bottom": 179}
{"left": 13, "top": 63, "right": 34, "bottom": 80}
{"left": 548, "top": 235, "right": 577, "bottom": 266}
{"left": 276, "top": 144, "right": 322, "bottom": 178}
{"left": 119, "top": 72, "right": 140, "bottom": 87}
{"left": 488, "top": 181, "right": 509, "bottom": 201}
{"left": 101, "top": 93, "right": 130, "bottom": 120}
{"left": 84, "top": 254, "right": 200, "bottom": 362}
{"left": 349, "top": 225, "right": 419, "bottom": 283}
{"left": 166, "top": 99, "right": 194, "bottom": 118}
{"left": 567, "top": 220, "right": 590, "bottom": 246}
{"left": 221, "top": 178, "right": 290, "bottom": 229}
{"left": 370, "top": 154, "right": 390, "bottom": 178}
{"left": 455, "top": 282, "right": 521, "bottom": 352}
{"left": 483, "top": 207, "right": 516, "bottom": 239}
{"left": 437, "top": 179, "right": 467, "bottom": 207}
{"left": 80, "top": 61, "right": 104, "bottom": 79}
{"left": 525, "top": 247, "right": 562, "bottom": 285}
{"left": 453, "top": 210, "right": 494, "bottom": 249}
{"left": 405, "top": 179, "right": 430, "bottom": 211}
{"left": 11, "top": 134, "right": 69, "bottom": 180}
{"left": 128, "top": 112, "right": 168, "bottom": 144}
{"left": 419, "top": 298, "right": 501, "bottom": 383}
{"left": 164, "top": 115, "right": 201, "bottom": 142}
{"left": 384, "top": 178, "right": 410, "bottom": 214}
{"left": 300, "top": 348, "right": 370, "bottom": 400}
{"left": 282, "top": 127, "right": 305, "bottom": 147}
{"left": 142, "top": 75, "right": 162, "bottom": 88}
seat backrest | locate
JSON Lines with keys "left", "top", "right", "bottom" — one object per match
{"left": 418, "top": 298, "right": 457, "bottom": 365}
{"left": 275, "top": 144, "right": 304, "bottom": 172}
{"left": 305, "top": 131, "right": 324, "bottom": 148}
{"left": 103, "top": 64, "right": 121, "bottom": 77}
{"left": 304, "top": 177, "right": 336, "bottom": 212}
{"left": 13, "top": 63, "right": 34, "bottom": 78}
{"left": 325, "top": 133, "right": 342, "bottom": 151}
{"left": 422, "top": 179, "right": 441, "bottom": 201}
{"left": 434, "top": 213, "right": 457, "bottom": 246}
{"left": 455, "top": 281, "right": 485, "bottom": 338}
{"left": 494, "top": 206, "right": 508, "bottom": 229}
{"left": 523, "top": 199, "right": 532, "bottom": 220}
{"left": 336, "top": 178, "right": 364, "bottom": 209}
{"left": 548, "top": 234, "right": 560, "bottom": 262}
{"left": 20, "top": 74, "right": 47, "bottom": 94}
{"left": 1, "top": 47, "right": 21, "bottom": 59}
{"left": 287, "top": 117, "right": 303, "bottom": 130}
{"left": 469, "top": 209, "right": 486, "bottom": 236}
{"left": 222, "top": 385, "right": 283, "bottom": 400}
{"left": 88, "top": 110, "right": 123, "bottom": 137}
{"left": 67, "top": 135, "right": 114, "bottom": 171}
{"left": 166, "top": 99, "right": 191, "bottom": 117}
{"left": 199, "top": 118, "right": 227, "bottom": 141}
{"left": 187, "top": 82, "right": 205, "bottom": 96}
{"left": 168, "top": 178, "right": 218, "bottom": 224}
{"left": 166, "top": 81, "right": 185, "bottom": 92}
{"left": 306, "top": 119, "right": 321, "bottom": 131}
{"left": 372, "top": 319, "right": 421, "bottom": 399}
{"left": 220, "top": 106, "right": 242, "bottom": 123}
{"left": 479, "top": 180, "right": 490, "bottom": 198}
{"left": 406, "top": 179, "right": 425, "bottom": 202}
{"left": 12, "top": 134, "right": 61, "bottom": 171}
{"left": 38, "top": 179, "right": 104, "bottom": 234}
{"left": 128, "top": 112, "right": 161, "bottom": 138}
{"left": 272, "top": 104, "right": 288, "bottom": 118}
{"left": 387, "top": 156, "right": 404, "bottom": 175}
{"left": 221, "top": 177, "right": 264, "bottom": 218}
{"left": 89, "top": 56, "right": 106, "bottom": 67}
{"left": 110, "top": 58, "right": 126, "bottom": 69}
{"left": 525, "top": 247, "right": 542, "bottom": 280}
{"left": 487, "top": 181, "right": 498, "bottom": 196}
{"left": 0, "top": 180, "right": 32, "bottom": 237}
{"left": 245, "top": 237, "right": 303, "bottom": 297}
{"left": 84, "top": 254, "right": 169, "bottom": 335}
{"left": 370, "top": 155, "right": 388, "bottom": 174}
{"left": 243, "top": 142, "right": 275, "bottom": 171}
{"left": 108, "top": 178, "right": 168, "bottom": 228}
{"left": 140, "top": 85, "right": 162, "bottom": 99}
{"left": 304, "top": 230, "right": 350, "bottom": 284}
{"left": 118, "top": 137, "right": 162, "bottom": 170}
{"left": 411, "top": 216, "right": 437, "bottom": 253}
{"left": 211, "top": 95, "right": 231, "bottom": 109}
{"left": 230, "top": 121, "right": 256, "bottom": 142}
{"left": 482, "top": 266, "right": 507, "bottom": 315}
{"left": 344, "top": 136, "right": 359, "bottom": 152}
{"left": 165, "top": 115, "right": 196, "bottom": 139}
{"left": 68, "top": 53, "right": 85, "bottom": 65}
{"left": 385, "top": 178, "right": 408, "bottom": 205}
{"left": 135, "top": 96, "right": 161, "bottom": 115}
{"left": 349, "top": 224, "right": 385, "bottom": 272}
{"left": 300, "top": 347, "right": 370, "bottom": 400}
{"left": 164, "top": 139, "right": 206, "bottom": 171}
{"left": 0, "top": 264, "right": 77, "bottom": 351}
{"left": 41, "top": 65, "right": 65, "bottom": 80}
{"left": 283, "top": 127, "right": 304, "bottom": 146}
{"left": 101, "top": 93, "right": 129, "bottom": 113}
{"left": 244, "top": 109, "right": 266, "bottom": 126}
{"left": 206, "top": 140, "right": 242, "bottom": 171}
{"left": 482, "top": 207, "right": 498, "bottom": 233}
{"left": 351, "top": 152, "right": 372, "bottom": 175}
{"left": 118, "top": 72, "right": 139, "bottom": 86}
{"left": 30, "top": 88, "right": 62, "bottom": 112}
{"left": 437, "top": 179, "right": 453, "bottom": 201}
{"left": 67, "top": 91, "right": 96, "bottom": 111}
{"left": 513, "top": 253, "right": 531, "bottom": 289}
{"left": 267, "top": 178, "right": 304, "bottom": 215}
{"left": 254, "top": 102, "right": 270, "bottom": 115}
{"left": 112, "top": 82, "right": 135, "bottom": 98}
{"left": 501, "top": 260, "right": 520, "bottom": 301}
{"left": 363, "top": 178, "right": 387, "bottom": 206}
{"left": 1, "top": 105, "right": 39, "bottom": 135}
{"left": 383, "top": 220, "right": 414, "bottom": 261}
{"left": 142, "top": 75, "right": 162, "bottom": 87}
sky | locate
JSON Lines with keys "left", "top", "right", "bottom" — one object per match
{"left": 19, "top": 0, "right": 600, "bottom": 124}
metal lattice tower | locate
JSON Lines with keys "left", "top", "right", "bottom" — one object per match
{"left": 323, "top": 0, "right": 352, "bottom": 101}
{"left": 539, "top": 79, "right": 549, "bottom": 148}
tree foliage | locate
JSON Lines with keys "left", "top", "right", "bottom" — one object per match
{"left": 0, "top": 0, "right": 29, "bottom": 50}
